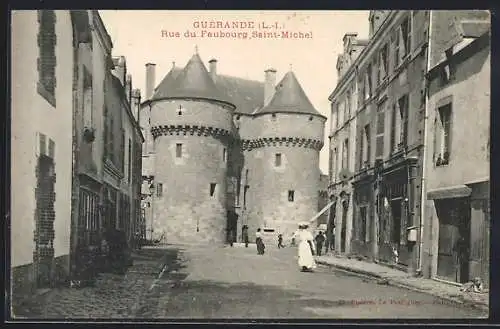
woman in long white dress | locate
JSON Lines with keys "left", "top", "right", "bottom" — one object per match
{"left": 293, "top": 223, "right": 317, "bottom": 272}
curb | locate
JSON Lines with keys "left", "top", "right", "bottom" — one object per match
{"left": 316, "top": 260, "right": 489, "bottom": 313}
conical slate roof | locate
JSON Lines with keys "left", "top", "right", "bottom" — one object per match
{"left": 151, "top": 53, "right": 233, "bottom": 106}
{"left": 255, "top": 71, "right": 324, "bottom": 117}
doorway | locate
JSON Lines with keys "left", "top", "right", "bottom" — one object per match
{"left": 340, "top": 201, "right": 348, "bottom": 253}
{"left": 390, "top": 199, "right": 402, "bottom": 262}
{"left": 226, "top": 211, "right": 238, "bottom": 244}
{"left": 436, "top": 198, "right": 471, "bottom": 283}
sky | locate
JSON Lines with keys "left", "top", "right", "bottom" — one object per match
{"left": 99, "top": 10, "right": 370, "bottom": 174}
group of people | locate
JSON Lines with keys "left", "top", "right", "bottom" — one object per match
{"left": 238, "top": 222, "right": 330, "bottom": 273}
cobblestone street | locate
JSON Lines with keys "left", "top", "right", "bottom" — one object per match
{"left": 12, "top": 244, "right": 488, "bottom": 320}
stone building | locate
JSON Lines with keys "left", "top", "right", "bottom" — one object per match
{"left": 328, "top": 32, "right": 368, "bottom": 255}
{"left": 422, "top": 12, "right": 490, "bottom": 287}
{"left": 11, "top": 9, "right": 80, "bottom": 296}
{"left": 11, "top": 10, "right": 143, "bottom": 302}
{"left": 70, "top": 11, "right": 143, "bottom": 273}
{"left": 328, "top": 10, "right": 490, "bottom": 278}
{"left": 140, "top": 51, "right": 326, "bottom": 245}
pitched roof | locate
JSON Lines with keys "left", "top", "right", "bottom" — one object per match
{"left": 151, "top": 53, "right": 232, "bottom": 106}
{"left": 152, "top": 63, "right": 264, "bottom": 114}
{"left": 255, "top": 71, "right": 324, "bottom": 118}
{"left": 215, "top": 75, "right": 264, "bottom": 115}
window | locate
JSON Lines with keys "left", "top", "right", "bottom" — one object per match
{"left": 103, "top": 106, "right": 109, "bottom": 158}
{"left": 375, "top": 101, "right": 386, "bottom": 159}
{"left": 271, "top": 113, "right": 277, "bottom": 121}
{"left": 398, "top": 94, "right": 409, "bottom": 147}
{"left": 390, "top": 104, "right": 397, "bottom": 153}
{"left": 37, "top": 10, "right": 57, "bottom": 106}
{"left": 342, "top": 139, "right": 349, "bottom": 169}
{"left": 359, "top": 126, "right": 364, "bottom": 169}
{"left": 121, "top": 129, "right": 125, "bottom": 172}
{"left": 83, "top": 67, "right": 93, "bottom": 127}
{"left": 401, "top": 16, "right": 411, "bottom": 57}
{"left": 330, "top": 102, "right": 338, "bottom": 131}
{"left": 223, "top": 148, "right": 227, "bottom": 162}
{"left": 176, "top": 143, "right": 182, "bottom": 158}
{"left": 380, "top": 44, "right": 389, "bottom": 80}
{"left": 106, "top": 116, "right": 114, "bottom": 162}
{"left": 346, "top": 91, "right": 351, "bottom": 119}
{"left": 364, "top": 125, "right": 371, "bottom": 166}
{"left": 374, "top": 57, "right": 380, "bottom": 88}
{"left": 334, "top": 147, "right": 339, "bottom": 180}
{"left": 436, "top": 103, "right": 452, "bottom": 166}
{"left": 275, "top": 153, "right": 282, "bottom": 167}
{"left": 128, "top": 139, "right": 132, "bottom": 184}
{"left": 366, "top": 64, "right": 372, "bottom": 99}
{"left": 393, "top": 29, "right": 400, "bottom": 68}
{"left": 210, "top": 183, "right": 217, "bottom": 197}
{"left": 288, "top": 190, "right": 295, "bottom": 202}
{"left": 157, "top": 183, "right": 163, "bottom": 197}
{"left": 243, "top": 185, "right": 249, "bottom": 207}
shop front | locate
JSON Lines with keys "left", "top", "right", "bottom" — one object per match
{"left": 352, "top": 178, "right": 375, "bottom": 259}
{"left": 378, "top": 166, "right": 410, "bottom": 267}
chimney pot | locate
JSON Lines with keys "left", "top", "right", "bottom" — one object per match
{"left": 145, "top": 63, "right": 156, "bottom": 100}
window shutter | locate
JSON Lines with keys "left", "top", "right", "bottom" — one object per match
{"left": 375, "top": 109, "right": 385, "bottom": 159}
{"left": 358, "top": 127, "right": 364, "bottom": 169}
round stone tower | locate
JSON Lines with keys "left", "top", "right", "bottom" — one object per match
{"left": 148, "top": 52, "right": 236, "bottom": 245}
{"left": 240, "top": 70, "right": 326, "bottom": 242}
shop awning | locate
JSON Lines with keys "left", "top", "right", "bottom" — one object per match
{"left": 427, "top": 185, "right": 472, "bottom": 200}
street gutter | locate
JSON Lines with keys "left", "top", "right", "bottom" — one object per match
{"left": 316, "top": 260, "right": 489, "bottom": 313}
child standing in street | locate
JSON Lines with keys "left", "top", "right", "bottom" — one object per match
{"left": 278, "top": 234, "right": 284, "bottom": 248}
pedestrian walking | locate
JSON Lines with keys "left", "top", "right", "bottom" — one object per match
{"left": 293, "top": 222, "right": 317, "bottom": 272}
{"left": 315, "top": 231, "right": 325, "bottom": 256}
{"left": 277, "top": 233, "right": 284, "bottom": 248}
{"left": 256, "top": 228, "right": 265, "bottom": 255}
{"left": 242, "top": 225, "right": 249, "bottom": 248}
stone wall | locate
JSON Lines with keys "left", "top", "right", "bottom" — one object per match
{"left": 150, "top": 98, "right": 233, "bottom": 244}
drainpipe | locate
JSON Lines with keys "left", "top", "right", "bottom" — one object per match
{"left": 418, "top": 10, "right": 433, "bottom": 274}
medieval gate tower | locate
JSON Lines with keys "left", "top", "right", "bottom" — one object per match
{"left": 141, "top": 50, "right": 325, "bottom": 245}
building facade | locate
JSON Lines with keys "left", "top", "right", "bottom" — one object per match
{"left": 328, "top": 10, "right": 491, "bottom": 279}
{"left": 12, "top": 9, "right": 76, "bottom": 295}
{"left": 11, "top": 10, "right": 144, "bottom": 302}
{"left": 422, "top": 12, "right": 490, "bottom": 286}
{"left": 140, "top": 52, "right": 326, "bottom": 245}
{"left": 328, "top": 32, "right": 367, "bottom": 255}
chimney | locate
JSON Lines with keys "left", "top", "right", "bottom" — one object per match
{"left": 125, "top": 74, "right": 132, "bottom": 105}
{"left": 131, "top": 88, "right": 141, "bottom": 123}
{"left": 264, "top": 68, "right": 277, "bottom": 107}
{"left": 145, "top": 63, "right": 156, "bottom": 100}
{"left": 172, "top": 61, "right": 176, "bottom": 70}
{"left": 342, "top": 33, "right": 358, "bottom": 50}
{"left": 208, "top": 59, "right": 217, "bottom": 83}
{"left": 112, "top": 56, "right": 127, "bottom": 86}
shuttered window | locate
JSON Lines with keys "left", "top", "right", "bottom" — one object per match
{"left": 358, "top": 126, "right": 364, "bottom": 169}
{"left": 390, "top": 104, "right": 397, "bottom": 153}
{"left": 37, "top": 10, "right": 57, "bottom": 106}
{"left": 364, "top": 125, "right": 371, "bottom": 166}
{"left": 398, "top": 94, "right": 409, "bottom": 147}
{"left": 375, "top": 101, "right": 386, "bottom": 159}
